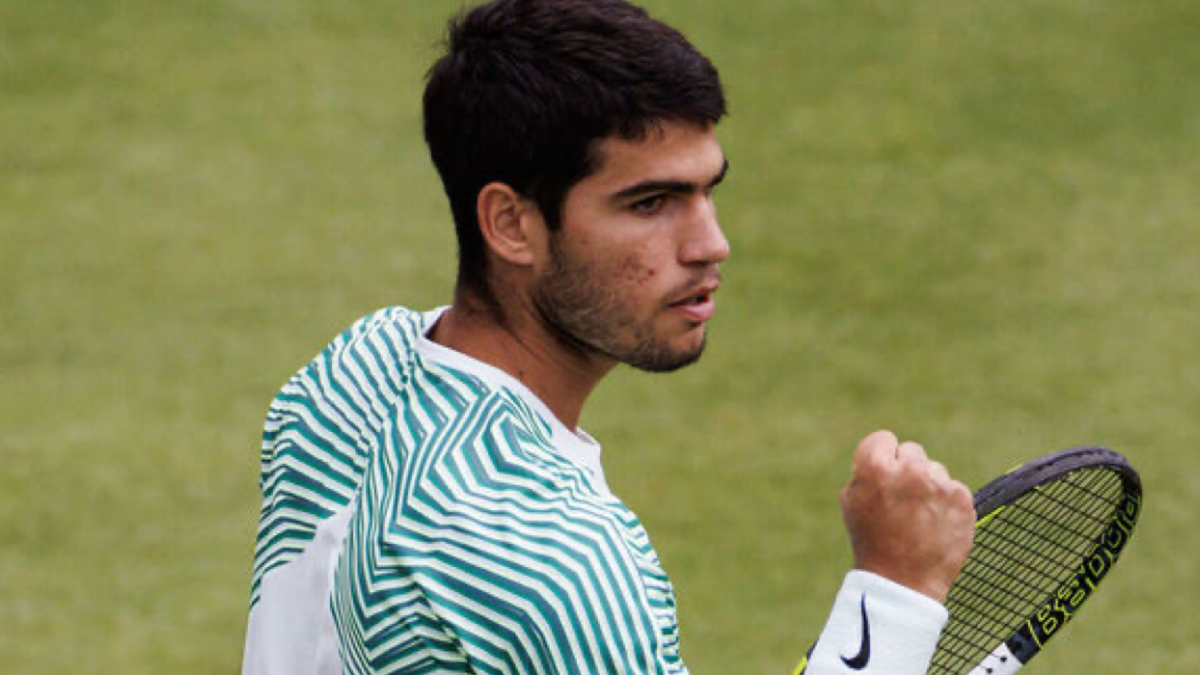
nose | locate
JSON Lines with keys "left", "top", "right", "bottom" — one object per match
{"left": 679, "top": 196, "right": 730, "bottom": 265}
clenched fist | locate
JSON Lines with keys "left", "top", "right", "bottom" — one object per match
{"left": 840, "top": 430, "right": 975, "bottom": 603}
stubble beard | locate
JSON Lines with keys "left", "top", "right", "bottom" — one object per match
{"left": 531, "top": 237, "right": 707, "bottom": 374}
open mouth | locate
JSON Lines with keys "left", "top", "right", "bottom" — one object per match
{"left": 671, "top": 293, "right": 711, "bottom": 307}
{"left": 668, "top": 290, "right": 717, "bottom": 322}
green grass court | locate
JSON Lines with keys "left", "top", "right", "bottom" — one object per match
{"left": 2, "top": 0, "right": 1198, "bottom": 672}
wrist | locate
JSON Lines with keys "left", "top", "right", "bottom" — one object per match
{"left": 806, "top": 571, "right": 948, "bottom": 675}
{"left": 852, "top": 563, "right": 952, "bottom": 604}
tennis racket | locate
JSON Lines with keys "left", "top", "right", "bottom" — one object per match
{"left": 793, "top": 446, "right": 1142, "bottom": 675}
{"left": 930, "top": 446, "right": 1142, "bottom": 674}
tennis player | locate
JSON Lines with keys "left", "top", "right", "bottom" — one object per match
{"left": 242, "top": 1, "right": 975, "bottom": 673}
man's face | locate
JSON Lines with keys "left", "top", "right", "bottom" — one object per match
{"left": 531, "top": 121, "right": 730, "bottom": 372}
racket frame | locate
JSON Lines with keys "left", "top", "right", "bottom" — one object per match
{"left": 940, "top": 446, "right": 1142, "bottom": 674}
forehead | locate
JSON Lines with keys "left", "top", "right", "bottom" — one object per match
{"left": 581, "top": 122, "right": 725, "bottom": 192}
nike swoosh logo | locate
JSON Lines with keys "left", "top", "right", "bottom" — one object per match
{"left": 841, "top": 593, "right": 871, "bottom": 670}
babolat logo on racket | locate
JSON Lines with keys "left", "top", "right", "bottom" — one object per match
{"left": 1009, "top": 489, "right": 1141, "bottom": 661}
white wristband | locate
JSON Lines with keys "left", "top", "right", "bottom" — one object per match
{"left": 805, "top": 570, "right": 948, "bottom": 675}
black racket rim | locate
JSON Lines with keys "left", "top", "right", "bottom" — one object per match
{"left": 973, "top": 446, "right": 1142, "bottom": 519}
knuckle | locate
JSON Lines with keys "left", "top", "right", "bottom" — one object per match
{"left": 898, "top": 441, "right": 928, "bottom": 460}
{"left": 953, "top": 480, "right": 972, "bottom": 499}
{"left": 953, "top": 485, "right": 974, "bottom": 510}
{"left": 855, "top": 449, "right": 886, "bottom": 477}
{"left": 856, "top": 430, "right": 897, "bottom": 463}
{"left": 854, "top": 429, "right": 892, "bottom": 451}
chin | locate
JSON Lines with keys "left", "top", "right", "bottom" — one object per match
{"left": 622, "top": 333, "right": 707, "bottom": 373}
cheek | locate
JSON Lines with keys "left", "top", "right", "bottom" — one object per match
{"left": 614, "top": 246, "right": 660, "bottom": 288}
{"left": 636, "top": 262, "right": 659, "bottom": 285}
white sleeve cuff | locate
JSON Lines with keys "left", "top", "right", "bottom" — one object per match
{"left": 804, "top": 570, "right": 948, "bottom": 675}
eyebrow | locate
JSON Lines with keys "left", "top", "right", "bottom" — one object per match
{"left": 610, "top": 157, "right": 730, "bottom": 202}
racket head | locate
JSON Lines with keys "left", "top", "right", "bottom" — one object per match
{"left": 929, "top": 447, "right": 1142, "bottom": 675}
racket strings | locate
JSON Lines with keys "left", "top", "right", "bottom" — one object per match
{"left": 1000, "top": 494, "right": 1111, "bottom": 546}
{"left": 973, "top": 492, "right": 1108, "bottom": 583}
{"left": 952, "top": 549, "right": 1058, "bottom": 610}
{"left": 958, "top": 540, "right": 1061, "bottom": 593}
{"left": 1035, "top": 480, "right": 1122, "bottom": 524}
{"left": 948, "top": 473, "right": 1116, "bottom": 607}
{"left": 974, "top": 470, "right": 1123, "bottom": 588}
{"left": 928, "top": 467, "right": 1127, "bottom": 675}
{"left": 936, "top": 574, "right": 1029, "bottom": 634}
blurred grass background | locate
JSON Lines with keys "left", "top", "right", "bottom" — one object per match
{"left": 2, "top": 0, "right": 1197, "bottom": 673}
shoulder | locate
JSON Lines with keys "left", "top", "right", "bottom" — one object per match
{"left": 265, "top": 307, "right": 434, "bottom": 435}
{"left": 306, "top": 306, "right": 429, "bottom": 385}
{"left": 257, "top": 306, "right": 445, "bottom": 505}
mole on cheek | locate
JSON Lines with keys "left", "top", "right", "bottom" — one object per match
{"left": 618, "top": 253, "right": 658, "bottom": 286}
{"left": 626, "top": 261, "right": 656, "bottom": 286}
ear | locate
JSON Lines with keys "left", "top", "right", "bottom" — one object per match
{"left": 476, "top": 182, "right": 544, "bottom": 267}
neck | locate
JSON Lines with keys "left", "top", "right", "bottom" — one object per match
{"left": 428, "top": 293, "right": 614, "bottom": 430}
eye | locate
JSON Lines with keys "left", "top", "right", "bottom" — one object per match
{"left": 631, "top": 194, "right": 667, "bottom": 216}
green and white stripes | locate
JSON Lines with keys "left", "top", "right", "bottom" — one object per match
{"left": 249, "top": 307, "right": 687, "bottom": 674}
